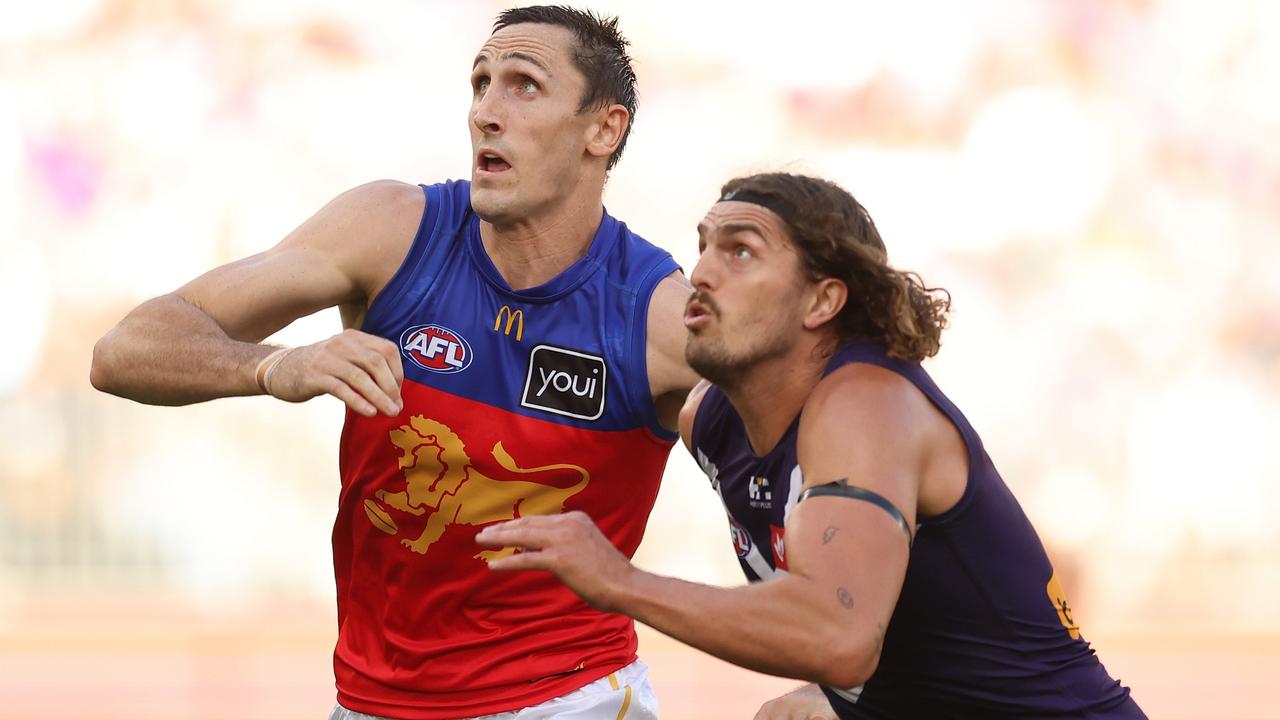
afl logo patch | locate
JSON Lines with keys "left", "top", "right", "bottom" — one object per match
{"left": 521, "top": 344, "right": 607, "bottom": 420}
{"left": 729, "top": 517, "right": 753, "bottom": 559}
{"left": 400, "top": 324, "right": 473, "bottom": 374}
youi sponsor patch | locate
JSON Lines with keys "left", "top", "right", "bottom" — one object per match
{"left": 520, "top": 344, "right": 607, "bottom": 420}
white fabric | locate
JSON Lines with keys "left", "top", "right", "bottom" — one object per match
{"left": 329, "top": 659, "right": 658, "bottom": 720}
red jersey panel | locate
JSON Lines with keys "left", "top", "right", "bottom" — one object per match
{"left": 335, "top": 382, "right": 671, "bottom": 718}
{"left": 331, "top": 180, "right": 679, "bottom": 718}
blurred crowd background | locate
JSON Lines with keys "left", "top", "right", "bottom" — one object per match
{"left": 2, "top": 0, "right": 1278, "bottom": 718}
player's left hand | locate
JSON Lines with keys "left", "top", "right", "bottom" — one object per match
{"left": 476, "top": 511, "right": 634, "bottom": 612}
{"left": 753, "top": 683, "right": 838, "bottom": 720}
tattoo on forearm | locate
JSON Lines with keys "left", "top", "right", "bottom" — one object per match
{"left": 836, "top": 587, "right": 854, "bottom": 609}
{"left": 822, "top": 526, "right": 838, "bottom": 544}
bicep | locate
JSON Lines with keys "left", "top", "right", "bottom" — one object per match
{"left": 784, "top": 493, "right": 910, "bottom": 645}
{"left": 175, "top": 180, "right": 422, "bottom": 342}
{"left": 786, "top": 367, "right": 931, "bottom": 641}
{"left": 176, "top": 245, "right": 357, "bottom": 342}
{"left": 796, "top": 366, "right": 926, "bottom": 532}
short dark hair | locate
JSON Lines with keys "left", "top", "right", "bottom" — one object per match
{"left": 720, "top": 173, "right": 952, "bottom": 362}
{"left": 493, "top": 5, "right": 638, "bottom": 171}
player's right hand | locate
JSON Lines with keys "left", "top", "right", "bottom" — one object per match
{"left": 753, "top": 683, "right": 837, "bottom": 720}
{"left": 265, "top": 329, "right": 404, "bottom": 417}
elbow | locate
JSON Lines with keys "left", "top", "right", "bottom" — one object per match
{"left": 89, "top": 333, "right": 121, "bottom": 394}
{"left": 812, "top": 638, "right": 880, "bottom": 689}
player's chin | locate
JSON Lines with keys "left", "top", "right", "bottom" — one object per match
{"left": 470, "top": 190, "right": 518, "bottom": 224}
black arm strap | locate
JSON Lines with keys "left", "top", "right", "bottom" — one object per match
{"left": 799, "top": 478, "right": 914, "bottom": 546}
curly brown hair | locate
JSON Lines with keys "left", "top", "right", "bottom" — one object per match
{"left": 720, "top": 173, "right": 951, "bottom": 362}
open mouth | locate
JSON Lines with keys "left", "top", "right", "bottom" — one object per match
{"left": 478, "top": 150, "right": 512, "bottom": 174}
{"left": 684, "top": 295, "right": 714, "bottom": 329}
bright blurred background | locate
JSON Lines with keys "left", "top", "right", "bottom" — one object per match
{"left": 3, "top": 0, "right": 1278, "bottom": 718}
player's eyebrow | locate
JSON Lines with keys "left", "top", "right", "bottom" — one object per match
{"left": 472, "top": 50, "right": 552, "bottom": 76}
{"left": 718, "top": 222, "right": 771, "bottom": 246}
{"left": 720, "top": 222, "right": 764, "bottom": 237}
{"left": 696, "top": 220, "right": 771, "bottom": 255}
{"left": 697, "top": 221, "right": 767, "bottom": 241}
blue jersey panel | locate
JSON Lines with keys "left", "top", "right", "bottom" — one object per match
{"left": 362, "top": 180, "right": 679, "bottom": 437}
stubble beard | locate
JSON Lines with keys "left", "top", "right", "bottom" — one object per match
{"left": 685, "top": 334, "right": 739, "bottom": 389}
{"left": 685, "top": 328, "right": 791, "bottom": 393}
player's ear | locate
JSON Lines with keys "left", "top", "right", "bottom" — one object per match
{"left": 803, "top": 277, "right": 847, "bottom": 331}
{"left": 585, "top": 104, "right": 628, "bottom": 160}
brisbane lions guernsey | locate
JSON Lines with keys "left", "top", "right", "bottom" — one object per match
{"left": 690, "top": 342, "right": 1145, "bottom": 719}
{"left": 335, "top": 180, "right": 678, "bottom": 719}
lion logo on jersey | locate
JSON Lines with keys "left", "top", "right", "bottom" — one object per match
{"left": 362, "top": 416, "right": 590, "bottom": 560}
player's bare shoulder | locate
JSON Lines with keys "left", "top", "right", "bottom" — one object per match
{"left": 801, "top": 363, "right": 934, "bottom": 446}
{"left": 647, "top": 271, "right": 701, "bottom": 429}
{"left": 646, "top": 271, "right": 698, "bottom": 391}
{"left": 800, "top": 361, "right": 965, "bottom": 517}
{"left": 313, "top": 179, "right": 427, "bottom": 304}
{"left": 676, "top": 378, "right": 713, "bottom": 451}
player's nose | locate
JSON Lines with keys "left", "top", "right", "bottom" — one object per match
{"left": 472, "top": 89, "right": 504, "bottom": 134}
{"left": 689, "top": 252, "right": 717, "bottom": 291}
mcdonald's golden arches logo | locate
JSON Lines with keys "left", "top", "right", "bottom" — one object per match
{"left": 493, "top": 305, "right": 524, "bottom": 341}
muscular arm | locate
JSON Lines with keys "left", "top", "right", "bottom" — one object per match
{"left": 479, "top": 364, "right": 937, "bottom": 689}
{"left": 647, "top": 271, "right": 702, "bottom": 430}
{"left": 90, "top": 180, "right": 424, "bottom": 413}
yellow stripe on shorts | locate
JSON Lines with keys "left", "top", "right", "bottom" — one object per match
{"left": 607, "top": 673, "right": 633, "bottom": 719}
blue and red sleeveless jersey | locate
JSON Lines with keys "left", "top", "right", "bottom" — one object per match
{"left": 334, "top": 180, "right": 678, "bottom": 719}
{"left": 690, "top": 341, "right": 1145, "bottom": 719}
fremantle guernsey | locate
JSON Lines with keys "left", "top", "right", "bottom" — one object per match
{"left": 690, "top": 342, "right": 1145, "bottom": 719}
{"left": 335, "top": 180, "right": 678, "bottom": 719}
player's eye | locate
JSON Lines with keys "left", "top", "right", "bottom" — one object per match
{"left": 733, "top": 245, "right": 753, "bottom": 260}
{"left": 473, "top": 76, "right": 490, "bottom": 94}
{"left": 519, "top": 78, "right": 538, "bottom": 94}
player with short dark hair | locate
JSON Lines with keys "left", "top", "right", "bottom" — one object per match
{"left": 479, "top": 172, "right": 1147, "bottom": 719}
{"left": 493, "top": 5, "right": 638, "bottom": 170}
{"left": 92, "top": 7, "right": 698, "bottom": 719}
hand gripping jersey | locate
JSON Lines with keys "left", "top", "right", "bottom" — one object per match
{"left": 690, "top": 342, "right": 1146, "bottom": 719}
{"left": 334, "top": 180, "right": 678, "bottom": 719}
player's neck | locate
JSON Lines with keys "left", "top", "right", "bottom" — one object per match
{"left": 721, "top": 341, "right": 833, "bottom": 457}
{"left": 479, "top": 193, "right": 604, "bottom": 291}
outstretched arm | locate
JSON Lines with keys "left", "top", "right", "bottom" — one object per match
{"left": 478, "top": 365, "right": 930, "bottom": 689}
{"left": 90, "top": 180, "right": 423, "bottom": 416}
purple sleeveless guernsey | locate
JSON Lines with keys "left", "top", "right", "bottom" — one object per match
{"left": 335, "top": 180, "right": 678, "bottom": 718}
{"left": 690, "top": 341, "right": 1145, "bottom": 719}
